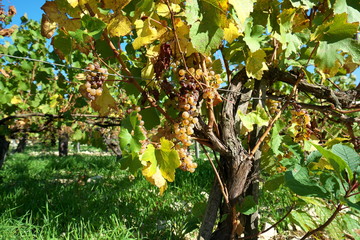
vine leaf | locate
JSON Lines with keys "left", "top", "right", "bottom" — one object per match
{"left": 245, "top": 49, "right": 268, "bottom": 79}
{"left": 229, "top": 0, "right": 254, "bottom": 31}
{"left": 238, "top": 104, "right": 269, "bottom": 132}
{"left": 285, "top": 164, "right": 328, "bottom": 198}
{"left": 224, "top": 21, "right": 241, "bottom": 43}
{"left": 119, "top": 112, "right": 145, "bottom": 153}
{"left": 331, "top": 144, "right": 360, "bottom": 173}
{"left": 141, "top": 138, "right": 180, "bottom": 194}
{"left": 132, "top": 18, "right": 167, "bottom": 49}
{"left": 91, "top": 85, "right": 117, "bottom": 116}
{"left": 41, "top": 14, "right": 57, "bottom": 39}
{"left": 310, "top": 143, "right": 353, "bottom": 181}
{"left": 313, "top": 13, "right": 360, "bottom": 77}
{"left": 333, "top": 0, "right": 360, "bottom": 23}
{"left": 66, "top": 0, "right": 78, "bottom": 8}
{"left": 107, "top": 14, "right": 132, "bottom": 37}
{"left": 156, "top": 3, "right": 181, "bottom": 17}
{"left": 243, "top": 20, "right": 266, "bottom": 52}
{"left": 120, "top": 152, "right": 143, "bottom": 175}
{"left": 237, "top": 195, "right": 257, "bottom": 215}
{"left": 187, "top": 0, "right": 228, "bottom": 55}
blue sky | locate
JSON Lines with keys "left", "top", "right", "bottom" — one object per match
{"left": 3, "top": 0, "right": 360, "bottom": 83}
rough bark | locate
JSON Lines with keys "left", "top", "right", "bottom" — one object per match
{"left": 198, "top": 180, "right": 222, "bottom": 240}
{"left": 59, "top": 132, "right": 69, "bottom": 157}
{"left": 267, "top": 68, "right": 360, "bottom": 108}
{"left": 14, "top": 133, "right": 27, "bottom": 153}
{"left": 198, "top": 70, "right": 254, "bottom": 240}
{"left": 101, "top": 131, "right": 122, "bottom": 160}
{"left": 244, "top": 78, "right": 267, "bottom": 239}
{"left": 0, "top": 135, "right": 10, "bottom": 169}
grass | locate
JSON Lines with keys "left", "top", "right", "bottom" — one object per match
{"left": 0, "top": 144, "right": 214, "bottom": 240}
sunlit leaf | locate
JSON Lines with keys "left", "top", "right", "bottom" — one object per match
{"left": 90, "top": 85, "right": 117, "bottom": 116}
{"left": 246, "top": 49, "right": 268, "bottom": 80}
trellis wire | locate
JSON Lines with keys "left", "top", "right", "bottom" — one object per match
{"left": 0, "top": 53, "right": 239, "bottom": 93}
{"left": 0, "top": 53, "right": 150, "bottom": 81}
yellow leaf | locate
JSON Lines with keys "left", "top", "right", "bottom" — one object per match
{"left": 11, "top": 96, "right": 22, "bottom": 104}
{"left": 107, "top": 14, "right": 132, "bottom": 37}
{"left": 90, "top": 85, "right": 117, "bottom": 116}
{"left": 173, "top": 19, "right": 196, "bottom": 56}
{"left": 224, "top": 21, "right": 241, "bottom": 43}
{"left": 67, "top": 0, "right": 78, "bottom": 8}
{"left": 229, "top": 0, "right": 255, "bottom": 32}
{"left": 145, "top": 167, "right": 168, "bottom": 195}
{"left": 141, "top": 61, "right": 155, "bottom": 83}
{"left": 246, "top": 49, "right": 268, "bottom": 80}
{"left": 133, "top": 18, "right": 167, "bottom": 49}
{"left": 156, "top": 3, "right": 181, "bottom": 17}
{"left": 102, "top": 0, "right": 132, "bottom": 10}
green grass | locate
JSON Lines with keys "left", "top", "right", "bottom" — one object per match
{"left": 0, "top": 146, "right": 214, "bottom": 240}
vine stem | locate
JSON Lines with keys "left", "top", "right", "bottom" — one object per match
{"left": 249, "top": 72, "right": 303, "bottom": 157}
{"left": 84, "top": 3, "right": 173, "bottom": 123}
{"left": 200, "top": 144, "right": 229, "bottom": 205}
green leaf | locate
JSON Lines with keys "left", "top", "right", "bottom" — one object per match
{"left": 270, "top": 120, "right": 285, "bottom": 156}
{"left": 155, "top": 138, "right": 181, "bottom": 182}
{"left": 238, "top": 105, "right": 269, "bottom": 132}
{"left": 185, "top": 0, "right": 200, "bottom": 25}
{"left": 72, "top": 129, "right": 85, "bottom": 141}
{"left": 238, "top": 195, "right": 257, "bottom": 215}
{"left": 245, "top": 49, "right": 268, "bottom": 80}
{"left": 289, "top": 211, "right": 317, "bottom": 232}
{"left": 229, "top": 0, "right": 254, "bottom": 31}
{"left": 81, "top": 14, "right": 106, "bottom": 38}
{"left": 140, "top": 108, "right": 160, "bottom": 130}
{"left": 285, "top": 164, "right": 328, "bottom": 198}
{"left": 331, "top": 144, "right": 360, "bottom": 173}
{"left": 311, "top": 143, "right": 353, "bottom": 181}
{"left": 120, "top": 112, "right": 145, "bottom": 153}
{"left": 289, "top": 0, "right": 316, "bottom": 9}
{"left": 264, "top": 175, "right": 284, "bottom": 191}
{"left": 52, "top": 32, "right": 72, "bottom": 56}
{"left": 315, "top": 13, "right": 358, "bottom": 43}
{"left": 334, "top": 0, "right": 360, "bottom": 23}
{"left": 188, "top": 0, "right": 227, "bottom": 54}
{"left": 142, "top": 138, "right": 181, "bottom": 182}
{"left": 243, "top": 20, "right": 266, "bottom": 52}
{"left": 120, "top": 152, "right": 143, "bottom": 175}
{"left": 345, "top": 199, "right": 360, "bottom": 212}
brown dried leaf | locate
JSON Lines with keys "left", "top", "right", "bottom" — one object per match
{"left": 41, "top": 14, "right": 57, "bottom": 39}
{"left": 8, "top": 6, "right": 16, "bottom": 16}
{"left": 0, "top": 28, "right": 14, "bottom": 37}
{"left": 0, "top": 69, "right": 10, "bottom": 78}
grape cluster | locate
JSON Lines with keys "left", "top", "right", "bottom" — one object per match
{"left": 291, "top": 108, "right": 311, "bottom": 142}
{"left": 173, "top": 68, "right": 203, "bottom": 172}
{"left": 83, "top": 62, "right": 108, "bottom": 100}
{"left": 266, "top": 99, "right": 281, "bottom": 115}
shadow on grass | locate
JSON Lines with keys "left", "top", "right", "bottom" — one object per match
{"left": 0, "top": 152, "right": 213, "bottom": 239}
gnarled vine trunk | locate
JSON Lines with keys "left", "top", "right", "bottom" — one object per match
{"left": 14, "top": 133, "right": 27, "bottom": 153}
{"left": 0, "top": 135, "right": 10, "bottom": 170}
{"left": 198, "top": 70, "right": 269, "bottom": 240}
{"left": 59, "top": 132, "right": 69, "bottom": 157}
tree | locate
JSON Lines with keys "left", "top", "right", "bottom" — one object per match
{"left": 2, "top": 0, "right": 360, "bottom": 239}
